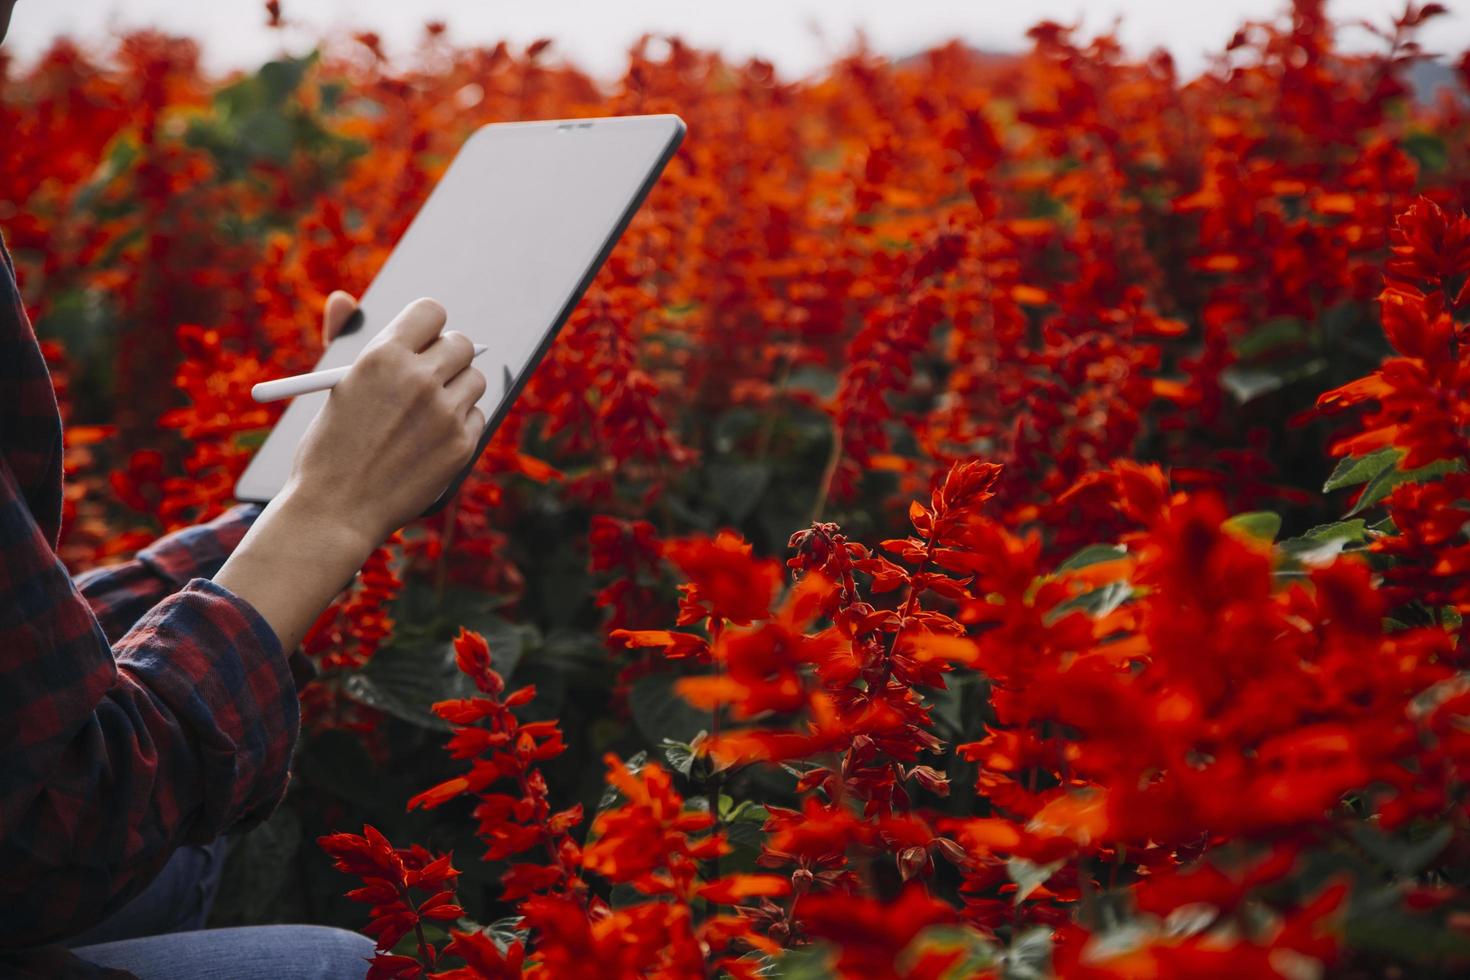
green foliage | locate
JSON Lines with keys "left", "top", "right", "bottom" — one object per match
{"left": 343, "top": 607, "right": 535, "bottom": 731}
{"left": 1007, "top": 857, "right": 1064, "bottom": 905}
{"left": 1324, "top": 447, "right": 1399, "bottom": 493}
{"left": 210, "top": 807, "right": 303, "bottom": 926}
{"left": 1346, "top": 454, "right": 1463, "bottom": 516}
{"left": 897, "top": 925, "right": 999, "bottom": 977}
{"left": 186, "top": 52, "right": 366, "bottom": 184}
{"left": 1233, "top": 316, "right": 1307, "bottom": 360}
{"left": 1220, "top": 357, "right": 1328, "bottom": 405}
{"left": 630, "top": 672, "right": 715, "bottom": 747}
{"left": 1223, "top": 510, "right": 1283, "bottom": 542}
{"left": 1277, "top": 519, "right": 1370, "bottom": 570}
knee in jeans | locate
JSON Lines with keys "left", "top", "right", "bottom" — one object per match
{"left": 73, "top": 924, "right": 378, "bottom": 980}
{"left": 295, "top": 925, "right": 377, "bottom": 963}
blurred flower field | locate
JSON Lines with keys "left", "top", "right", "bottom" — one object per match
{"left": 7, "top": 0, "right": 1470, "bottom": 975}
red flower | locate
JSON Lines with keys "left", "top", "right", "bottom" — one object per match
{"left": 319, "top": 825, "right": 463, "bottom": 976}
{"left": 798, "top": 885, "right": 958, "bottom": 980}
{"left": 664, "top": 531, "right": 785, "bottom": 626}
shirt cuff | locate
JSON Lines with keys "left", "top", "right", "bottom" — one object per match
{"left": 137, "top": 504, "right": 262, "bottom": 588}
{"left": 114, "top": 576, "right": 298, "bottom": 835}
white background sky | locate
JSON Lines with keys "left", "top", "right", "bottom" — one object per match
{"left": 6, "top": 1, "right": 1468, "bottom": 81}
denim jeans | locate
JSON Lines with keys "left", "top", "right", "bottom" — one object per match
{"left": 66, "top": 840, "right": 373, "bottom": 980}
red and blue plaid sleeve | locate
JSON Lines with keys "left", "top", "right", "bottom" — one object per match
{"left": 0, "top": 229, "right": 299, "bottom": 948}
{"left": 0, "top": 462, "right": 299, "bottom": 948}
{"left": 75, "top": 504, "right": 263, "bottom": 643}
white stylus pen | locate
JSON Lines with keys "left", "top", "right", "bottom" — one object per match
{"left": 251, "top": 343, "right": 490, "bottom": 403}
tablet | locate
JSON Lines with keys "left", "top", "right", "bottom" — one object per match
{"left": 235, "top": 113, "right": 685, "bottom": 509}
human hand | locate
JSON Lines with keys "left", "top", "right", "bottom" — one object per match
{"left": 217, "top": 297, "right": 486, "bottom": 653}
{"left": 285, "top": 296, "right": 487, "bottom": 547}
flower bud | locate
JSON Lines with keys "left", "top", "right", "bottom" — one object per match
{"left": 897, "top": 845, "right": 930, "bottom": 881}
{"left": 910, "top": 765, "right": 951, "bottom": 797}
{"left": 931, "top": 837, "right": 971, "bottom": 869}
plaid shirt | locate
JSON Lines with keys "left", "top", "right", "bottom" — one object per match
{"left": 0, "top": 234, "right": 300, "bottom": 948}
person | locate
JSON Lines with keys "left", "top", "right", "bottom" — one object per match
{"left": 0, "top": 3, "right": 490, "bottom": 975}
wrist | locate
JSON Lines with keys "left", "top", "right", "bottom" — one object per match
{"left": 216, "top": 487, "right": 384, "bottom": 654}
{"left": 271, "top": 480, "right": 386, "bottom": 565}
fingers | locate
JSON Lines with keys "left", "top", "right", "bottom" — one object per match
{"left": 383, "top": 297, "right": 449, "bottom": 352}
{"left": 463, "top": 407, "right": 487, "bottom": 455}
{"left": 422, "top": 330, "right": 477, "bottom": 384}
{"left": 443, "top": 364, "right": 488, "bottom": 416}
{"left": 322, "top": 290, "right": 358, "bottom": 345}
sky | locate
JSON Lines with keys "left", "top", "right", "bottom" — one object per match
{"left": 5, "top": 1, "right": 1468, "bottom": 81}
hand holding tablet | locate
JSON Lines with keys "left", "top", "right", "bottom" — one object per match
{"left": 213, "top": 298, "right": 493, "bottom": 653}
{"left": 282, "top": 298, "right": 490, "bottom": 545}
{"left": 236, "top": 114, "right": 686, "bottom": 513}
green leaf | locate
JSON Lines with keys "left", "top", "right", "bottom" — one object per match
{"left": 1233, "top": 317, "right": 1306, "bottom": 360}
{"left": 1324, "top": 447, "right": 1398, "bottom": 492}
{"left": 74, "top": 137, "right": 140, "bottom": 212}
{"left": 898, "top": 925, "right": 998, "bottom": 979}
{"left": 1006, "top": 857, "right": 1063, "bottom": 905}
{"left": 786, "top": 366, "right": 839, "bottom": 398}
{"left": 608, "top": 882, "right": 644, "bottom": 909}
{"left": 1403, "top": 131, "right": 1449, "bottom": 175}
{"left": 1162, "top": 903, "right": 1218, "bottom": 938}
{"left": 1220, "top": 364, "right": 1285, "bottom": 404}
{"left": 597, "top": 751, "right": 648, "bottom": 812}
{"left": 711, "top": 406, "right": 761, "bottom": 453}
{"left": 208, "top": 806, "right": 301, "bottom": 926}
{"left": 707, "top": 460, "right": 773, "bottom": 523}
{"left": 766, "top": 942, "right": 838, "bottom": 979}
{"left": 723, "top": 798, "right": 768, "bottom": 823}
{"left": 480, "top": 916, "right": 527, "bottom": 955}
{"left": 1278, "top": 520, "right": 1369, "bottom": 567}
{"left": 1045, "top": 580, "right": 1133, "bottom": 624}
{"left": 1348, "top": 823, "right": 1452, "bottom": 876}
{"left": 1223, "top": 511, "right": 1282, "bottom": 542}
{"left": 661, "top": 737, "right": 699, "bottom": 778}
{"left": 924, "top": 671, "right": 983, "bottom": 739}
{"left": 1347, "top": 907, "right": 1470, "bottom": 964}
{"left": 1220, "top": 357, "right": 1326, "bottom": 404}
{"left": 630, "top": 672, "right": 716, "bottom": 746}
{"left": 1000, "top": 926, "right": 1054, "bottom": 980}
{"left": 343, "top": 617, "right": 531, "bottom": 730}
{"left": 723, "top": 810, "right": 769, "bottom": 874}
{"left": 236, "top": 112, "right": 295, "bottom": 163}
{"left": 258, "top": 53, "right": 317, "bottom": 105}
{"left": 1058, "top": 543, "right": 1127, "bottom": 572}
{"left": 393, "top": 581, "right": 522, "bottom": 648}
{"left": 1410, "top": 673, "right": 1470, "bottom": 722}
{"left": 1347, "top": 456, "right": 1463, "bottom": 517}
{"left": 1067, "top": 921, "right": 1154, "bottom": 968}
{"left": 296, "top": 728, "right": 390, "bottom": 810}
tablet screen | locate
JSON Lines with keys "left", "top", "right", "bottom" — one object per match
{"left": 235, "top": 114, "right": 684, "bottom": 504}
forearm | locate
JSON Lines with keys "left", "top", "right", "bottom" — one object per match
{"left": 213, "top": 487, "right": 382, "bottom": 653}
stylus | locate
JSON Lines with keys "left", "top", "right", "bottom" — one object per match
{"left": 251, "top": 344, "right": 490, "bottom": 403}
